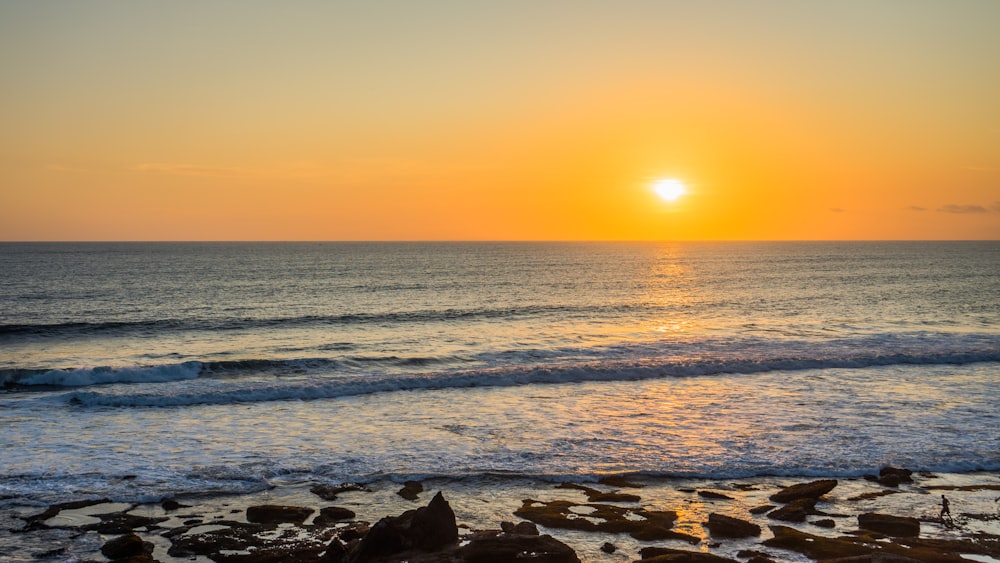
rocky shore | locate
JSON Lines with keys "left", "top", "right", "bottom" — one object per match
{"left": 3, "top": 469, "right": 999, "bottom": 562}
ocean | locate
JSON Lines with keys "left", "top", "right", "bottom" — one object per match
{"left": 1, "top": 241, "right": 998, "bottom": 507}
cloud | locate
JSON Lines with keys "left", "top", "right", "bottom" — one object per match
{"left": 906, "top": 205, "right": 927, "bottom": 212}
{"left": 993, "top": 201, "right": 1000, "bottom": 212}
{"left": 829, "top": 207, "right": 847, "bottom": 213}
{"left": 937, "top": 204, "right": 989, "bottom": 214}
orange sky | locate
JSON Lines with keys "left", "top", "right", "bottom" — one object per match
{"left": 2, "top": 1, "right": 998, "bottom": 240}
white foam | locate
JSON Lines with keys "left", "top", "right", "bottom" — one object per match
{"left": 20, "top": 361, "right": 202, "bottom": 387}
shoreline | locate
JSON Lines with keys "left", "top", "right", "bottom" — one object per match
{"left": 3, "top": 469, "right": 999, "bottom": 562}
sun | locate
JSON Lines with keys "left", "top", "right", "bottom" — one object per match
{"left": 653, "top": 178, "right": 687, "bottom": 202}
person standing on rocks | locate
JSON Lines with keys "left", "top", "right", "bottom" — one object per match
{"left": 940, "top": 495, "right": 952, "bottom": 525}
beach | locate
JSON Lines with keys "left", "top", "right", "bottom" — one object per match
{"left": 3, "top": 470, "right": 1000, "bottom": 562}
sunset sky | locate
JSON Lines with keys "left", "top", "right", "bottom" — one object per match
{"left": 2, "top": 1, "right": 998, "bottom": 241}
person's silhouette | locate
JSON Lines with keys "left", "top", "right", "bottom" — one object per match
{"left": 940, "top": 495, "right": 952, "bottom": 523}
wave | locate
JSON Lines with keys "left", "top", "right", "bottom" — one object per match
{"left": 50, "top": 349, "right": 1000, "bottom": 407}
{"left": 0, "top": 304, "right": 636, "bottom": 340}
{"left": 1, "top": 362, "right": 203, "bottom": 388}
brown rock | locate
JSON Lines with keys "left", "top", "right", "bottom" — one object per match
{"left": 698, "top": 490, "right": 734, "bottom": 500}
{"left": 638, "top": 546, "right": 741, "bottom": 562}
{"left": 763, "top": 525, "right": 871, "bottom": 560}
{"left": 397, "top": 480, "right": 423, "bottom": 501}
{"left": 458, "top": 531, "right": 580, "bottom": 563}
{"left": 749, "top": 504, "right": 775, "bottom": 514}
{"left": 246, "top": 504, "right": 314, "bottom": 524}
{"left": 514, "top": 499, "right": 698, "bottom": 544}
{"left": 101, "top": 533, "right": 151, "bottom": 560}
{"left": 857, "top": 512, "right": 920, "bottom": 537}
{"left": 556, "top": 482, "right": 641, "bottom": 502}
{"left": 767, "top": 498, "right": 818, "bottom": 522}
{"left": 598, "top": 475, "right": 644, "bottom": 488}
{"left": 313, "top": 506, "right": 357, "bottom": 527}
{"left": 310, "top": 483, "right": 368, "bottom": 501}
{"left": 769, "top": 479, "right": 838, "bottom": 503}
{"left": 705, "top": 513, "right": 761, "bottom": 538}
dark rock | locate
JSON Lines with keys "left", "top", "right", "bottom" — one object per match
{"left": 878, "top": 473, "right": 903, "bottom": 488}
{"left": 22, "top": 498, "right": 112, "bottom": 528}
{"left": 601, "top": 541, "right": 616, "bottom": 554}
{"left": 638, "top": 546, "right": 741, "bottom": 562}
{"left": 397, "top": 480, "right": 424, "bottom": 501}
{"left": 857, "top": 512, "right": 920, "bottom": 537}
{"left": 763, "top": 525, "right": 871, "bottom": 560}
{"left": 813, "top": 518, "right": 837, "bottom": 528}
{"left": 512, "top": 521, "right": 538, "bottom": 535}
{"left": 598, "top": 475, "right": 644, "bottom": 488}
{"left": 698, "top": 490, "right": 734, "bottom": 500}
{"left": 749, "top": 504, "right": 775, "bottom": 514}
{"left": 879, "top": 466, "right": 914, "bottom": 483}
{"left": 819, "top": 555, "right": 923, "bottom": 562}
{"left": 313, "top": 506, "right": 357, "bottom": 527}
{"left": 514, "top": 499, "right": 698, "bottom": 544}
{"left": 167, "top": 520, "right": 334, "bottom": 561}
{"left": 246, "top": 504, "right": 314, "bottom": 524}
{"left": 768, "top": 498, "right": 819, "bottom": 522}
{"left": 458, "top": 531, "right": 580, "bottom": 563}
{"left": 347, "top": 491, "right": 458, "bottom": 561}
{"left": 500, "top": 521, "right": 515, "bottom": 533}
{"left": 101, "top": 533, "right": 151, "bottom": 560}
{"left": 32, "top": 547, "right": 66, "bottom": 559}
{"left": 320, "top": 539, "right": 348, "bottom": 563}
{"left": 556, "top": 482, "right": 641, "bottom": 502}
{"left": 769, "top": 479, "right": 838, "bottom": 503}
{"left": 705, "top": 513, "right": 761, "bottom": 538}
{"left": 85, "top": 512, "right": 168, "bottom": 534}
{"left": 161, "top": 498, "right": 182, "bottom": 511}
{"left": 411, "top": 491, "right": 459, "bottom": 550}
{"left": 737, "top": 550, "right": 778, "bottom": 563}
{"left": 310, "top": 483, "right": 368, "bottom": 501}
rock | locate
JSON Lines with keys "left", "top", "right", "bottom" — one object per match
{"left": 598, "top": 475, "right": 644, "bottom": 488}
{"left": 879, "top": 466, "right": 914, "bottom": 483}
{"left": 878, "top": 473, "right": 903, "bottom": 488}
{"left": 698, "top": 490, "right": 734, "bottom": 500}
{"left": 411, "top": 491, "right": 459, "bottom": 550}
{"left": 514, "top": 499, "right": 698, "bottom": 544}
{"left": 638, "top": 546, "right": 741, "bottom": 562}
{"left": 311, "top": 483, "right": 368, "bottom": 501}
{"left": 313, "top": 506, "right": 357, "bottom": 527}
{"left": 857, "top": 512, "right": 920, "bottom": 537}
{"left": 458, "top": 531, "right": 580, "bottom": 563}
{"left": 763, "top": 525, "right": 871, "bottom": 560}
{"left": 813, "top": 518, "right": 837, "bottom": 528}
{"left": 819, "top": 555, "right": 923, "bottom": 562}
{"left": 769, "top": 479, "right": 838, "bottom": 503}
{"left": 601, "top": 541, "right": 616, "bottom": 553}
{"left": 160, "top": 498, "right": 182, "bottom": 511}
{"left": 101, "top": 533, "right": 150, "bottom": 560}
{"left": 397, "top": 480, "right": 424, "bottom": 501}
{"left": 512, "top": 521, "right": 538, "bottom": 535}
{"left": 347, "top": 491, "right": 458, "bottom": 561}
{"left": 246, "top": 504, "right": 314, "bottom": 524}
{"left": 737, "top": 550, "right": 778, "bottom": 563}
{"left": 705, "top": 513, "right": 761, "bottom": 538}
{"left": 750, "top": 504, "right": 775, "bottom": 514}
{"left": 556, "top": 482, "right": 641, "bottom": 502}
{"left": 767, "top": 498, "right": 819, "bottom": 522}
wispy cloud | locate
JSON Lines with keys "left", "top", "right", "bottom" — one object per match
{"left": 829, "top": 207, "right": 847, "bottom": 213}
{"left": 905, "top": 205, "right": 928, "bottom": 212}
{"left": 937, "top": 204, "right": 989, "bottom": 214}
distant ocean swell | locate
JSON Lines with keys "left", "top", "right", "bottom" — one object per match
{"left": 0, "top": 304, "right": 640, "bottom": 339}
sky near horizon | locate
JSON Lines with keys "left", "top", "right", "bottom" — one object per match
{"left": 2, "top": 1, "right": 999, "bottom": 241}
